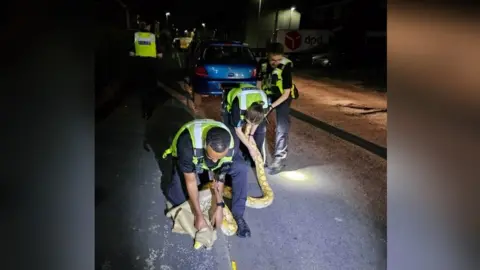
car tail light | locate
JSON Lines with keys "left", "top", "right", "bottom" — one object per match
{"left": 195, "top": 66, "right": 208, "bottom": 77}
{"left": 251, "top": 69, "right": 257, "bottom": 78}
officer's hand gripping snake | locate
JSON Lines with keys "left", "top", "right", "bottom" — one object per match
{"left": 201, "top": 124, "right": 275, "bottom": 237}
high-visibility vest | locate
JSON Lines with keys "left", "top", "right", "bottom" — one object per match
{"left": 162, "top": 119, "right": 234, "bottom": 171}
{"left": 226, "top": 84, "right": 269, "bottom": 119}
{"left": 261, "top": 57, "right": 298, "bottom": 99}
{"left": 134, "top": 32, "right": 157, "bottom": 58}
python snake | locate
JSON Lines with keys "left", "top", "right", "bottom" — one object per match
{"left": 200, "top": 124, "right": 275, "bottom": 236}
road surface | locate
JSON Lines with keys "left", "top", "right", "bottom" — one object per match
{"left": 95, "top": 52, "right": 387, "bottom": 270}
{"left": 292, "top": 72, "right": 387, "bottom": 148}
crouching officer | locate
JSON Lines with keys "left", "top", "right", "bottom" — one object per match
{"left": 162, "top": 119, "right": 252, "bottom": 238}
{"left": 222, "top": 83, "right": 269, "bottom": 166}
{"left": 256, "top": 42, "right": 298, "bottom": 175}
{"left": 129, "top": 21, "right": 163, "bottom": 120}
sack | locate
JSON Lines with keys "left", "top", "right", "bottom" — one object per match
{"left": 290, "top": 84, "right": 299, "bottom": 100}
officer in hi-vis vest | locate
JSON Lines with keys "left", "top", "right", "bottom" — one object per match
{"left": 256, "top": 42, "right": 299, "bottom": 175}
{"left": 162, "top": 119, "right": 252, "bottom": 238}
{"left": 223, "top": 83, "right": 269, "bottom": 166}
{"left": 130, "top": 21, "right": 162, "bottom": 58}
{"left": 129, "top": 21, "right": 163, "bottom": 120}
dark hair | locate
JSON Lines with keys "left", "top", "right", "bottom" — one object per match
{"left": 206, "top": 127, "right": 231, "bottom": 153}
{"left": 266, "top": 42, "right": 284, "bottom": 55}
{"left": 139, "top": 21, "right": 151, "bottom": 31}
{"left": 245, "top": 102, "right": 265, "bottom": 125}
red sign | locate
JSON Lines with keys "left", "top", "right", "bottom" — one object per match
{"left": 285, "top": 31, "right": 302, "bottom": 51}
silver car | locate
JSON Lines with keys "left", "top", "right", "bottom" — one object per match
{"left": 311, "top": 53, "right": 332, "bottom": 67}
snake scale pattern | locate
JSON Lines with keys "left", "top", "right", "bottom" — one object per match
{"left": 201, "top": 124, "right": 275, "bottom": 236}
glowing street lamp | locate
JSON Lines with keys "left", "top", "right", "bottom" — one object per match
{"left": 165, "top": 12, "right": 171, "bottom": 25}
{"left": 289, "top": 6, "right": 296, "bottom": 29}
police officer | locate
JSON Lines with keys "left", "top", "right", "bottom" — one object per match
{"left": 129, "top": 21, "right": 163, "bottom": 120}
{"left": 257, "top": 42, "right": 297, "bottom": 175}
{"left": 222, "top": 83, "right": 269, "bottom": 165}
{"left": 162, "top": 119, "right": 252, "bottom": 238}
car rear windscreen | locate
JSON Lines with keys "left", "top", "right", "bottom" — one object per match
{"left": 203, "top": 45, "right": 255, "bottom": 64}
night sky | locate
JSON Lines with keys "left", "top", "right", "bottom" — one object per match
{"left": 123, "top": 0, "right": 250, "bottom": 30}
{"left": 120, "top": 0, "right": 321, "bottom": 31}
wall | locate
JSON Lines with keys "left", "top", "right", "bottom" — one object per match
{"left": 245, "top": 10, "right": 276, "bottom": 48}
{"left": 95, "top": 0, "right": 132, "bottom": 110}
{"left": 276, "top": 10, "right": 300, "bottom": 30}
{"left": 244, "top": 8, "right": 301, "bottom": 49}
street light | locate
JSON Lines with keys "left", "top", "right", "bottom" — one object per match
{"left": 289, "top": 6, "right": 296, "bottom": 29}
{"left": 257, "top": 0, "right": 262, "bottom": 49}
{"left": 201, "top": 23, "right": 206, "bottom": 36}
{"left": 165, "top": 12, "right": 170, "bottom": 26}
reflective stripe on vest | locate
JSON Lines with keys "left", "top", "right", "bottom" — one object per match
{"left": 226, "top": 83, "right": 256, "bottom": 111}
{"left": 162, "top": 119, "right": 234, "bottom": 171}
{"left": 192, "top": 122, "right": 204, "bottom": 149}
{"left": 134, "top": 32, "right": 157, "bottom": 58}
{"left": 237, "top": 90, "right": 269, "bottom": 110}
{"left": 262, "top": 57, "right": 294, "bottom": 96}
{"left": 226, "top": 85, "right": 269, "bottom": 113}
{"left": 190, "top": 119, "right": 232, "bottom": 148}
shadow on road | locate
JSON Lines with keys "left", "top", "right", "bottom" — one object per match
{"left": 145, "top": 52, "right": 194, "bottom": 204}
{"left": 143, "top": 88, "right": 194, "bottom": 207}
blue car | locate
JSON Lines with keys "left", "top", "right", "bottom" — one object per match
{"left": 187, "top": 40, "right": 258, "bottom": 99}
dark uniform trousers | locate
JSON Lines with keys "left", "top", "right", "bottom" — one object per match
{"left": 134, "top": 57, "right": 158, "bottom": 117}
{"left": 270, "top": 97, "right": 292, "bottom": 161}
{"left": 166, "top": 153, "right": 249, "bottom": 218}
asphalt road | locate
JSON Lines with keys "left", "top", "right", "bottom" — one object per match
{"left": 95, "top": 52, "right": 387, "bottom": 270}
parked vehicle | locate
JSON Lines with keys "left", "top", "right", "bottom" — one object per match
{"left": 311, "top": 52, "right": 332, "bottom": 67}
{"left": 186, "top": 40, "right": 257, "bottom": 101}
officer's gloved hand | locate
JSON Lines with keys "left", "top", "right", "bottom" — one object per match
{"left": 129, "top": 51, "right": 135, "bottom": 56}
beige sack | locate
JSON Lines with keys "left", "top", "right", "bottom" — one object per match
{"left": 165, "top": 189, "right": 218, "bottom": 249}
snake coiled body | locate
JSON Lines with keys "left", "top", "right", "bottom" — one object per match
{"left": 201, "top": 124, "right": 274, "bottom": 236}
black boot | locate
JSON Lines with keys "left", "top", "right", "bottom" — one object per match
{"left": 267, "top": 157, "right": 285, "bottom": 175}
{"left": 145, "top": 111, "right": 153, "bottom": 120}
{"left": 234, "top": 215, "right": 251, "bottom": 238}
